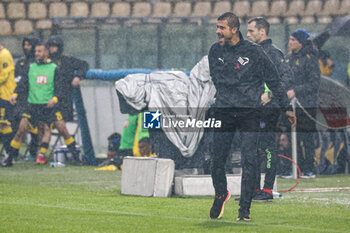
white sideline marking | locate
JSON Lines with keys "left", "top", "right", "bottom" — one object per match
{"left": 0, "top": 201, "right": 343, "bottom": 233}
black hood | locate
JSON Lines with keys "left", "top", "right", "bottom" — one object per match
{"left": 47, "top": 35, "right": 64, "bottom": 58}
{"left": 22, "top": 36, "right": 40, "bottom": 58}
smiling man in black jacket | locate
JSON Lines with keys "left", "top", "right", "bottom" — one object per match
{"left": 208, "top": 12, "right": 296, "bottom": 221}
{"left": 246, "top": 17, "right": 294, "bottom": 202}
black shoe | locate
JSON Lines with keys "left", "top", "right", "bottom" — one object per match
{"left": 209, "top": 190, "right": 231, "bottom": 219}
{"left": 236, "top": 207, "right": 251, "bottom": 221}
{"left": 1, "top": 155, "right": 13, "bottom": 167}
{"left": 253, "top": 190, "right": 273, "bottom": 202}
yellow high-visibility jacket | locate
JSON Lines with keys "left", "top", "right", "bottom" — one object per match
{"left": 0, "top": 48, "right": 16, "bottom": 101}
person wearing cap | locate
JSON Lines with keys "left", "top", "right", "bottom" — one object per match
{"left": 285, "top": 29, "right": 321, "bottom": 178}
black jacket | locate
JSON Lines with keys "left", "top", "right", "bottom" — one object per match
{"left": 208, "top": 33, "right": 290, "bottom": 112}
{"left": 260, "top": 39, "right": 294, "bottom": 91}
{"left": 49, "top": 54, "right": 89, "bottom": 120}
{"left": 285, "top": 41, "right": 320, "bottom": 108}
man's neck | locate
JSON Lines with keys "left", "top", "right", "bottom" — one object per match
{"left": 258, "top": 36, "right": 268, "bottom": 44}
{"left": 229, "top": 34, "right": 241, "bottom": 47}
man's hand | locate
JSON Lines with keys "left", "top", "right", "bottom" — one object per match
{"left": 287, "top": 89, "right": 295, "bottom": 99}
{"left": 9, "top": 95, "right": 17, "bottom": 105}
{"left": 261, "top": 92, "right": 271, "bottom": 106}
{"left": 47, "top": 99, "right": 56, "bottom": 108}
{"left": 285, "top": 110, "right": 297, "bottom": 128}
{"left": 71, "top": 77, "right": 80, "bottom": 87}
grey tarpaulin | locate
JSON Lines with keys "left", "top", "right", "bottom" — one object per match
{"left": 115, "top": 56, "right": 216, "bottom": 157}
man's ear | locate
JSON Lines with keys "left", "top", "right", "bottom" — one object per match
{"left": 231, "top": 27, "right": 238, "bottom": 34}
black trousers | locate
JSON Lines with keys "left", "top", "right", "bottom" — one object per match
{"left": 211, "top": 109, "right": 259, "bottom": 209}
{"left": 255, "top": 110, "right": 280, "bottom": 190}
{"left": 296, "top": 108, "right": 317, "bottom": 173}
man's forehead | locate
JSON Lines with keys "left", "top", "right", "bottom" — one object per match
{"left": 248, "top": 21, "right": 257, "bottom": 28}
{"left": 217, "top": 19, "right": 229, "bottom": 26}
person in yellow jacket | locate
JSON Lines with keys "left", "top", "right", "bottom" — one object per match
{"left": 0, "top": 45, "right": 17, "bottom": 167}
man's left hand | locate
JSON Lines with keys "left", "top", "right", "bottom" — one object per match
{"left": 71, "top": 77, "right": 80, "bottom": 87}
{"left": 47, "top": 99, "right": 56, "bottom": 108}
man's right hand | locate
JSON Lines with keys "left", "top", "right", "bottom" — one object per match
{"left": 9, "top": 95, "right": 17, "bottom": 105}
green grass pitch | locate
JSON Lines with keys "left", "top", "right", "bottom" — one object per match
{"left": 1, "top": 162, "right": 350, "bottom": 233}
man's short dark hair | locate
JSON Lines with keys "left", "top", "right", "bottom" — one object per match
{"left": 248, "top": 17, "right": 270, "bottom": 35}
{"left": 35, "top": 41, "right": 45, "bottom": 47}
{"left": 217, "top": 12, "right": 240, "bottom": 30}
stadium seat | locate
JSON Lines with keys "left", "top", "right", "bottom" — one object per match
{"left": 0, "top": 20, "right": 11, "bottom": 34}
{"left": 318, "top": 0, "right": 340, "bottom": 16}
{"left": 285, "top": 16, "right": 299, "bottom": 24}
{"left": 14, "top": 20, "right": 33, "bottom": 34}
{"left": 36, "top": 20, "right": 52, "bottom": 30}
{"left": 251, "top": 0, "right": 269, "bottom": 17}
{"left": 153, "top": 2, "right": 172, "bottom": 17}
{"left": 91, "top": 3, "right": 110, "bottom": 17}
{"left": 267, "top": 17, "right": 281, "bottom": 24}
{"left": 70, "top": 2, "right": 89, "bottom": 17}
{"left": 300, "top": 16, "right": 315, "bottom": 24}
{"left": 49, "top": 3, "right": 68, "bottom": 18}
{"left": 111, "top": 3, "right": 131, "bottom": 17}
{"left": 212, "top": 1, "right": 232, "bottom": 18}
{"left": 7, "top": 3, "right": 26, "bottom": 19}
{"left": 173, "top": 2, "right": 191, "bottom": 17}
{"left": 132, "top": 2, "right": 151, "bottom": 17}
{"left": 339, "top": 0, "right": 350, "bottom": 15}
{"left": 192, "top": 2, "right": 212, "bottom": 17}
{"left": 302, "top": 0, "right": 323, "bottom": 16}
{"left": 0, "top": 4, "right": 5, "bottom": 19}
{"left": 233, "top": 1, "right": 251, "bottom": 18}
{"left": 318, "top": 16, "right": 332, "bottom": 24}
{"left": 28, "top": 3, "right": 47, "bottom": 20}
{"left": 285, "top": 0, "right": 305, "bottom": 16}
{"left": 269, "top": 0, "right": 287, "bottom": 17}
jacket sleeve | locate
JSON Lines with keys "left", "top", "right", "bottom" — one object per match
{"left": 269, "top": 49, "right": 294, "bottom": 90}
{"left": 293, "top": 54, "right": 320, "bottom": 97}
{"left": 259, "top": 48, "right": 290, "bottom": 111}
{"left": 54, "top": 67, "right": 64, "bottom": 102}
{"left": 67, "top": 56, "right": 89, "bottom": 79}
{"left": 0, "top": 49, "right": 14, "bottom": 85}
{"left": 14, "top": 71, "right": 28, "bottom": 98}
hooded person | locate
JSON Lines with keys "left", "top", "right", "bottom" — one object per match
{"left": 13, "top": 36, "right": 40, "bottom": 161}
{"left": 45, "top": 35, "right": 89, "bottom": 162}
{"left": 15, "top": 36, "right": 40, "bottom": 83}
{"left": 46, "top": 35, "right": 89, "bottom": 122}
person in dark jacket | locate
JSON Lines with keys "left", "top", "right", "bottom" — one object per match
{"left": 14, "top": 36, "right": 40, "bottom": 161}
{"left": 285, "top": 29, "right": 321, "bottom": 177}
{"left": 46, "top": 35, "right": 88, "bottom": 161}
{"left": 46, "top": 35, "right": 89, "bottom": 122}
{"left": 208, "top": 12, "right": 296, "bottom": 221}
{"left": 246, "top": 17, "right": 294, "bottom": 201}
